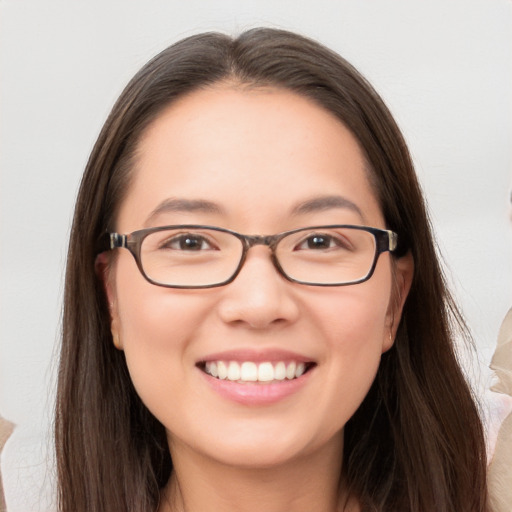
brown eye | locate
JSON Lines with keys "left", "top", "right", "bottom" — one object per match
{"left": 305, "top": 235, "right": 332, "bottom": 249}
{"left": 295, "top": 233, "right": 347, "bottom": 251}
{"left": 161, "top": 234, "right": 213, "bottom": 251}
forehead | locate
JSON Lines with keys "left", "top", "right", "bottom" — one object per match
{"left": 117, "top": 86, "right": 383, "bottom": 232}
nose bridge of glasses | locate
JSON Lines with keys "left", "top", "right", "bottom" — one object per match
{"left": 244, "top": 234, "right": 278, "bottom": 250}
{"left": 234, "top": 234, "right": 287, "bottom": 284}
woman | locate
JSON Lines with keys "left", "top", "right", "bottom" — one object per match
{"left": 55, "top": 28, "right": 488, "bottom": 511}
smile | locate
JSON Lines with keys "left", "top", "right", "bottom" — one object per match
{"left": 201, "top": 360, "right": 314, "bottom": 383}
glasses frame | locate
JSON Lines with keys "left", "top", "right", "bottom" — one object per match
{"left": 99, "top": 224, "right": 398, "bottom": 289}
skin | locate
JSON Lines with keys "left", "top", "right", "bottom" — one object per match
{"left": 105, "top": 86, "right": 413, "bottom": 512}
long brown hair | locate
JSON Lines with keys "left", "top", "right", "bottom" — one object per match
{"left": 56, "top": 28, "right": 488, "bottom": 511}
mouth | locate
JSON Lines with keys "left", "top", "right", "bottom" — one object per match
{"left": 197, "top": 360, "right": 316, "bottom": 384}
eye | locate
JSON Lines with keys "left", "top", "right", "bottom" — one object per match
{"left": 161, "top": 233, "right": 215, "bottom": 251}
{"left": 294, "top": 232, "right": 352, "bottom": 251}
{"left": 303, "top": 234, "right": 334, "bottom": 249}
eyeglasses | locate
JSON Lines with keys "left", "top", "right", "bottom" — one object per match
{"left": 101, "top": 224, "right": 398, "bottom": 288}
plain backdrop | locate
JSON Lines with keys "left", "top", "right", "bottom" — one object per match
{"left": 1, "top": 1, "right": 511, "bottom": 510}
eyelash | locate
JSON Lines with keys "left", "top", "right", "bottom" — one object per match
{"left": 160, "top": 233, "right": 216, "bottom": 251}
{"left": 294, "top": 233, "right": 351, "bottom": 251}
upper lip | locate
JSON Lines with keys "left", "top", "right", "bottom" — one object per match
{"left": 197, "top": 348, "right": 314, "bottom": 364}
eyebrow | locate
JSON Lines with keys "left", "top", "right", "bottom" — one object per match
{"left": 291, "top": 195, "right": 364, "bottom": 219}
{"left": 145, "top": 194, "right": 364, "bottom": 225}
{"left": 145, "top": 198, "right": 224, "bottom": 224}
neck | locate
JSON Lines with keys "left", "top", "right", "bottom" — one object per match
{"left": 158, "top": 433, "right": 359, "bottom": 512}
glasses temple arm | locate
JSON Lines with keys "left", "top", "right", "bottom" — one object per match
{"left": 96, "top": 232, "right": 127, "bottom": 254}
{"left": 388, "top": 230, "right": 398, "bottom": 252}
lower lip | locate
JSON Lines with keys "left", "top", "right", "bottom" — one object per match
{"left": 199, "top": 368, "right": 314, "bottom": 406}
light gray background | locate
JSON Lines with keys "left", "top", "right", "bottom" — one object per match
{"left": 1, "top": 1, "right": 511, "bottom": 510}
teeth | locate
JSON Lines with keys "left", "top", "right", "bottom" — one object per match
{"left": 274, "top": 362, "right": 286, "bottom": 381}
{"left": 217, "top": 361, "right": 228, "bottom": 380}
{"left": 204, "top": 360, "right": 309, "bottom": 382}
{"left": 209, "top": 361, "right": 219, "bottom": 378}
{"left": 286, "top": 362, "right": 296, "bottom": 380}
{"left": 227, "top": 361, "right": 241, "bottom": 381}
{"left": 295, "top": 363, "right": 306, "bottom": 377}
{"left": 240, "top": 362, "right": 258, "bottom": 381}
{"left": 258, "top": 362, "right": 274, "bottom": 382}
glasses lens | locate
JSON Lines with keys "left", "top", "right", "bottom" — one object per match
{"left": 140, "top": 228, "right": 243, "bottom": 287}
{"left": 277, "top": 227, "right": 377, "bottom": 285}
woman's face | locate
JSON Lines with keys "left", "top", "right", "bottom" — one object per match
{"left": 107, "top": 86, "right": 411, "bottom": 469}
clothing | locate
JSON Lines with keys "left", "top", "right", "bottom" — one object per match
{"left": 488, "top": 308, "right": 512, "bottom": 512}
{"left": 0, "top": 417, "right": 15, "bottom": 512}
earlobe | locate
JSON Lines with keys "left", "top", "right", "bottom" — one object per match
{"left": 110, "top": 316, "right": 123, "bottom": 350}
{"left": 383, "top": 251, "right": 414, "bottom": 352}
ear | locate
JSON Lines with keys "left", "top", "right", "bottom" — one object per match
{"left": 382, "top": 251, "right": 414, "bottom": 352}
{"left": 95, "top": 252, "right": 123, "bottom": 350}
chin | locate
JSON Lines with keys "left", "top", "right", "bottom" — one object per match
{"left": 172, "top": 421, "right": 344, "bottom": 471}
{"left": 202, "top": 442, "right": 312, "bottom": 470}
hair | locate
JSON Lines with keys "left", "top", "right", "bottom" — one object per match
{"left": 55, "top": 28, "right": 488, "bottom": 511}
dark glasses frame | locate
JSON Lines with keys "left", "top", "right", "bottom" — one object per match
{"left": 97, "top": 224, "right": 398, "bottom": 289}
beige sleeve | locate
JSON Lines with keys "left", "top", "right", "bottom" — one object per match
{"left": 490, "top": 308, "right": 512, "bottom": 396}
{"left": 0, "top": 417, "right": 15, "bottom": 512}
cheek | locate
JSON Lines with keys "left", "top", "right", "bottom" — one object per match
{"left": 111, "top": 257, "right": 212, "bottom": 408}
{"left": 306, "top": 276, "right": 391, "bottom": 410}
{"left": 113, "top": 253, "right": 208, "bottom": 345}
{"left": 311, "top": 279, "right": 391, "bottom": 352}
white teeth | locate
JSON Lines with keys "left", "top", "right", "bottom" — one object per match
{"left": 240, "top": 362, "right": 258, "bottom": 381}
{"left": 227, "top": 361, "right": 241, "bottom": 381}
{"left": 285, "top": 362, "right": 296, "bottom": 380}
{"left": 274, "top": 362, "right": 286, "bottom": 381}
{"left": 295, "top": 363, "right": 306, "bottom": 377}
{"left": 204, "top": 360, "right": 310, "bottom": 382}
{"left": 258, "top": 362, "right": 274, "bottom": 382}
{"left": 207, "top": 361, "right": 218, "bottom": 377}
{"left": 217, "top": 361, "right": 228, "bottom": 380}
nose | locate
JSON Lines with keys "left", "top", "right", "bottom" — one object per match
{"left": 216, "top": 246, "right": 300, "bottom": 329}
